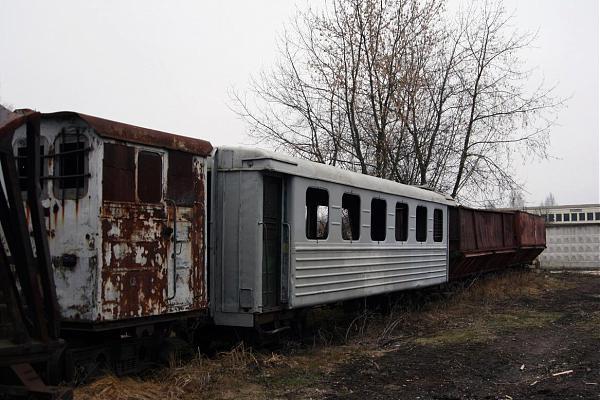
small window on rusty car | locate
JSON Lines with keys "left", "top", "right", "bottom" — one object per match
{"left": 433, "top": 209, "right": 443, "bottom": 242}
{"left": 137, "top": 151, "right": 163, "bottom": 203}
{"left": 167, "top": 150, "right": 196, "bottom": 206}
{"left": 341, "top": 193, "right": 360, "bottom": 241}
{"left": 103, "top": 143, "right": 135, "bottom": 202}
{"left": 54, "top": 133, "right": 89, "bottom": 199}
{"left": 306, "top": 188, "right": 329, "bottom": 240}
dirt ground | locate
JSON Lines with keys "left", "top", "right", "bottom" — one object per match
{"left": 76, "top": 270, "right": 600, "bottom": 400}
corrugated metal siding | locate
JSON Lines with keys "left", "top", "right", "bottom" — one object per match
{"left": 291, "top": 244, "right": 447, "bottom": 307}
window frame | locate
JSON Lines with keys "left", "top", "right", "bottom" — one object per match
{"left": 305, "top": 187, "right": 329, "bottom": 240}
{"left": 53, "top": 132, "right": 90, "bottom": 200}
{"left": 136, "top": 150, "right": 164, "bottom": 204}
{"left": 416, "top": 205, "right": 428, "bottom": 242}
{"left": 341, "top": 192, "right": 361, "bottom": 241}
{"left": 433, "top": 208, "right": 443, "bottom": 242}
{"left": 395, "top": 202, "right": 409, "bottom": 242}
{"left": 370, "top": 197, "right": 387, "bottom": 242}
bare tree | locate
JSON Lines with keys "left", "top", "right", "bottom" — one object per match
{"left": 233, "top": 0, "right": 561, "bottom": 204}
{"left": 543, "top": 192, "right": 556, "bottom": 207}
{"left": 509, "top": 188, "right": 525, "bottom": 209}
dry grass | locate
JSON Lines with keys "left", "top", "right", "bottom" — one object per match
{"left": 76, "top": 270, "right": 565, "bottom": 399}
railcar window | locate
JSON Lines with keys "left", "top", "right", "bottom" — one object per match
{"left": 433, "top": 209, "right": 443, "bottom": 242}
{"left": 563, "top": 213, "right": 570, "bottom": 222}
{"left": 371, "top": 198, "right": 386, "bottom": 241}
{"left": 556, "top": 214, "right": 562, "bottom": 222}
{"left": 17, "top": 145, "right": 44, "bottom": 191}
{"left": 548, "top": 214, "right": 555, "bottom": 222}
{"left": 341, "top": 193, "right": 360, "bottom": 240}
{"left": 596, "top": 212, "right": 600, "bottom": 220}
{"left": 306, "top": 188, "right": 329, "bottom": 240}
{"left": 395, "top": 202, "right": 408, "bottom": 241}
{"left": 571, "top": 213, "right": 577, "bottom": 221}
{"left": 416, "top": 206, "right": 427, "bottom": 242}
{"left": 167, "top": 150, "right": 195, "bottom": 206}
{"left": 137, "top": 151, "right": 163, "bottom": 203}
{"left": 579, "top": 212, "right": 585, "bottom": 221}
{"left": 587, "top": 212, "right": 593, "bottom": 221}
{"left": 103, "top": 143, "right": 135, "bottom": 202}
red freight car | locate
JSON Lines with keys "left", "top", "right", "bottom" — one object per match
{"left": 448, "top": 207, "right": 546, "bottom": 280}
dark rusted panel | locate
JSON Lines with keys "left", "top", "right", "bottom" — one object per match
{"left": 44, "top": 112, "right": 213, "bottom": 156}
{"left": 513, "top": 211, "right": 546, "bottom": 265}
{"left": 449, "top": 207, "right": 519, "bottom": 280}
{"left": 103, "top": 143, "right": 135, "bottom": 202}
{"left": 449, "top": 207, "right": 547, "bottom": 280}
{"left": 137, "top": 151, "right": 162, "bottom": 203}
{"left": 515, "top": 211, "right": 546, "bottom": 247}
{"left": 100, "top": 203, "right": 168, "bottom": 319}
{"left": 167, "top": 150, "right": 195, "bottom": 206}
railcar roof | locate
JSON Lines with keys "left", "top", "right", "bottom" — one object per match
{"left": 44, "top": 111, "right": 213, "bottom": 156}
{"left": 216, "top": 146, "right": 456, "bottom": 206}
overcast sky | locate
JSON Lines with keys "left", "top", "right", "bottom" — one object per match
{"left": 0, "top": 0, "right": 597, "bottom": 206}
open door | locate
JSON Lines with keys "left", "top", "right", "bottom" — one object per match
{"left": 262, "top": 175, "right": 283, "bottom": 310}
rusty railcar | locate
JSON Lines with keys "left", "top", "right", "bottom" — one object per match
{"left": 11, "top": 111, "right": 212, "bottom": 329}
{"left": 448, "top": 207, "right": 546, "bottom": 280}
{"left": 513, "top": 211, "right": 546, "bottom": 265}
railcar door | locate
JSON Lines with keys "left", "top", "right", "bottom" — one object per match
{"left": 262, "top": 175, "right": 284, "bottom": 310}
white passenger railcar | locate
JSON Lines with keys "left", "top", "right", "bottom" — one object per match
{"left": 210, "top": 147, "right": 456, "bottom": 327}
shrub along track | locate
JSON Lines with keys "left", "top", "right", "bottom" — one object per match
{"left": 76, "top": 271, "right": 600, "bottom": 400}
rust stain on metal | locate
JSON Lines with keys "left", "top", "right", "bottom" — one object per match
{"left": 189, "top": 160, "right": 207, "bottom": 308}
{"left": 449, "top": 207, "right": 547, "bottom": 280}
{"left": 45, "top": 111, "right": 213, "bottom": 156}
{"left": 52, "top": 203, "right": 59, "bottom": 229}
{"left": 100, "top": 202, "right": 169, "bottom": 319}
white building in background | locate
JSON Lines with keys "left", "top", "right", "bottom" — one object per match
{"left": 525, "top": 204, "right": 600, "bottom": 270}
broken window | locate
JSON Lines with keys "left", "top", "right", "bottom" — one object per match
{"left": 54, "top": 133, "right": 89, "bottom": 199}
{"left": 306, "top": 188, "right": 328, "bottom": 240}
{"left": 103, "top": 143, "right": 135, "bottom": 202}
{"left": 341, "top": 193, "right": 360, "bottom": 241}
{"left": 416, "top": 206, "right": 427, "bottom": 242}
{"left": 395, "top": 202, "right": 408, "bottom": 241}
{"left": 370, "top": 198, "right": 386, "bottom": 241}
{"left": 16, "top": 145, "right": 45, "bottom": 192}
{"left": 433, "top": 209, "right": 443, "bottom": 242}
{"left": 137, "top": 151, "right": 163, "bottom": 203}
{"left": 167, "top": 150, "right": 196, "bottom": 206}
